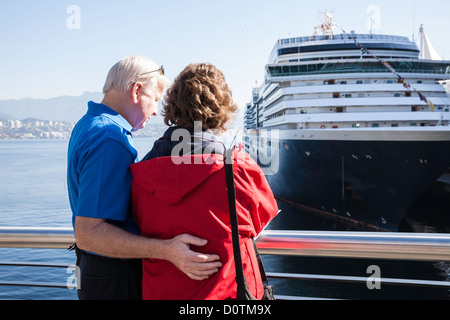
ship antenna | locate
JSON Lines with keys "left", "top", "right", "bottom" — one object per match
{"left": 412, "top": 0, "right": 416, "bottom": 42}
{"left": 315, "top": 9, "right": 336, "bottom": 38}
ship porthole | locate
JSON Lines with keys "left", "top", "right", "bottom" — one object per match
{"left": 283, "top": 143, "right": 289, "bottom": 150}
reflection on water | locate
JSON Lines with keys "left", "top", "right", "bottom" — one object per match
{"left": 263, "top": 196, "right": 450, "bottom": 300}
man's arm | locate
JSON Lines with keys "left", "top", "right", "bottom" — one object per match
{"left": 75, "top": 216, "right": 222, "bottom": 280}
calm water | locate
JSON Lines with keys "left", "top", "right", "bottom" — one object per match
{"left": 0, "top": 139, "right": 448, "bottom": 300}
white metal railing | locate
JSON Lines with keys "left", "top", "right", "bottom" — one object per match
{"left": 256, "top": 230, "right": 450, "bottom": 261}
{"left": 0, "top": 227, "right": 74, "bottom": 249}
{"left": 1, "top": 227, "right": 450, "bottom": 298}
{"left": 2, "top": 227, "right": 450, "bottom": 262}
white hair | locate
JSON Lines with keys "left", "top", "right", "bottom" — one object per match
{"left": 102, "top": 55, "right": 170, "bottom": 95}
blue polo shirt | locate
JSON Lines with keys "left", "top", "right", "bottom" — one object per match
{"left": 67, "top": 101, "right": 140, "bottom": 235}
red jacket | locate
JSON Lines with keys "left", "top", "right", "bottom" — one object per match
{"left": 130, "top": 149, "right": 278, "bottom": 300}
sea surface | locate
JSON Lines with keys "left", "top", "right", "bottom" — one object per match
{"left": 0, "top": 138, "right": 448, "bottom": 300}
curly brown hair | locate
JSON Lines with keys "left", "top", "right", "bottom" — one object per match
{"left": 162, "top": 63, "right": 238, "bottom": 130}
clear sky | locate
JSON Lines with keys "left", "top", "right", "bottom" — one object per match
{"left": 1, "top": 0, "right": 449, "bottom": 116}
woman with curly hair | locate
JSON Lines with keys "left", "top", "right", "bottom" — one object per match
{"left": 142, "top": 63, "right": 238, "bottom": 160}
{"left": 131, "top": 63, "right": 278, "bottom": 300}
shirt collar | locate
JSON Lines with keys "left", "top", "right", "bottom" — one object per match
{"left": 87, "top": 101, "right": 134, "bottom": 133}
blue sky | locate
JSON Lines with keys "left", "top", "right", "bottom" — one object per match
{"left": 1, "top": 0, "right": 449, "bottom": 115}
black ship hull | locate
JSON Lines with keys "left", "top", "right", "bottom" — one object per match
{"left": 247, "top": 130, "right": 450, "bottom": 231}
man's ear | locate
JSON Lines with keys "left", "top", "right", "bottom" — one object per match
{"left": 131, "top": 82, "right": 143, "bottom": 103}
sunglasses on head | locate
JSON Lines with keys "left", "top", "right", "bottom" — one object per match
{"left": 139, "top": 65, "right": 164, "bottom": 77}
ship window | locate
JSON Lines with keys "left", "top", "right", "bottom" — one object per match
{"left": 394, "top": 93, "right": 401, "bottom": 97}
{"left": 352, "top": 123, "right": 360, "bottom": 128}
{"left": 336, "top": 107, "right": 344, "bottom": 113}
{"left": 391, "top": 123, "right": 398, "bottom": 127}
{"left": 356, "top": 80, "right": 363, "bottom": 84}
{"left": 333, "top": 92, "right": 340, "bottom": 98}
{"left": 405, "top": 91, "right": 411, "bottom": 97}
{"left": 410, "top": 123, "right": 417, "bottom": 126}
{"left": 412, "top": 106, "right": 418, "bottom": 112}
{"left": 300, "top": 109, "right": 307, "bottom": 114}
{"left": 387, "top": 80, "right": 394, "bottom": 84}
{"left": 344, "top": 94, "right": 352, "bottom": 98}
{"left": 268, "top": 61, "right": 450, "bottom": 78}
{"left": 372, "top": 123, "right": 379, "bottom": 128}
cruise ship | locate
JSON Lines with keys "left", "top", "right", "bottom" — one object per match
{"left": 244, "top": 15, "right": 450, "bottom": 231}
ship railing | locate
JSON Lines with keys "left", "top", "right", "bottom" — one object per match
{"left": 268, "top": 68, "right": 448, "bottom": 78}
{"left": 1, "top": 227, "right": 450, "bottom": 300}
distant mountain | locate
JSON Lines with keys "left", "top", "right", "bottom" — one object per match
{"left": 0, "top": 111, "right": 18, "bottom": 121}
{"left": 0, "top": 91, "right": 104, "bottom": 123}
{"left": 0, "top": 91, "right": 243, "bottom": 129}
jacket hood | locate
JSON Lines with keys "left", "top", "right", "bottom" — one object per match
{"left": 141, "top": 126, "right": 225, "bottom": 161}
{"left": 131, "top": 154, "right": 225, "bottom": 204}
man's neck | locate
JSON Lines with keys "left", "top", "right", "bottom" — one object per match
{"left": 101, "top": 89, "right": 134, "bottom": 128}
{"left": 102, "top": 89, "right": 126, "bottom": 113}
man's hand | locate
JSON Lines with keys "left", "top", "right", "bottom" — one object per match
{"left": 166, "top": 234, "right": 222, "bottom": 280}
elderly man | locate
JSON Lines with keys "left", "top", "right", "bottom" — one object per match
{"left": 67, "top": 55, "right": 222, "bottom": 300}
